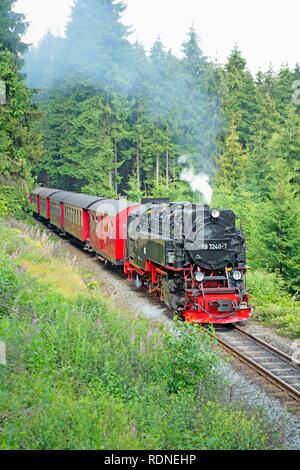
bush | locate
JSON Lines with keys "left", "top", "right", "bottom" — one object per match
{"left": 195, "top": 402, "right": 268, "bottom": 450}
{"left": 0, "top": 186, "right": 24, "bottom": 215}
{"left": 247, "top": 269, "right": 300, "bottom": 338}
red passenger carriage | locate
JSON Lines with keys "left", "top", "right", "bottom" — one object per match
{"left": 62, "top": 193, "right": 105, "bottom": 244}
{"left": 49, "top": 191, "right": 72, "bottom": 231}
{"left": 31, "top": 187, "right": 62, "bottom": 221}
{"left": 89, "top": 199, "right": 139, "bottom": 265}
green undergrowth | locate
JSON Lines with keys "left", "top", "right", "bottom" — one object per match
{"left": 0, "top": 219, "right": 275, "bottom": 449}
{"left": 247, "top": 270, "right": 300, "bottom": 338}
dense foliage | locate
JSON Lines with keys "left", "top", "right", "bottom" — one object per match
{"left": 212, "top": 52, "right": 300, "bottom": 294}
{"left": 24, "top": 1, "right": 221, "bottom": 201}
{"left": 0, "top": 0, "right": 43, "bottom": 214}
{"left": 0, "top": 0, "right": 27, "bottom": 59}
{"left": 22, "top": 0, "right": 300, "bottom": 297}
{"left": 0, "top": 220, "right": 274, "bottom": 449}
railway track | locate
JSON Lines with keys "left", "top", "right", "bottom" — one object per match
{"left": 214, "top": 326, "right": 300, "bottom": 403}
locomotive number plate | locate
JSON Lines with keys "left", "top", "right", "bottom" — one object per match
{"left": 200, "top": 243, "right": 228, "bottom": 251}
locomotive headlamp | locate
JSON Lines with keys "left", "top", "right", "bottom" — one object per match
{"left": 233, "top": 270, "right": 242, "bottom": 281}
{"left": 195, "top": 271, "right": 205, "bottom": 283}
{"left": 211, "top": 209, "right": 220, "bottom": 219}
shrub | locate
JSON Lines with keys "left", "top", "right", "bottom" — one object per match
{"left": 247, "top": 269, "right": 300, "bottom": 338}
{"left": 195, "top": 402, "right": 269, "bottom": 450}
{"left": 0, "top": 186, "right": 24, "bottom": 216}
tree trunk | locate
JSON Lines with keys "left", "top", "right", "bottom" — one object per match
{"left": 114, "top": 140, "right": 118, "bottom": 193}
{"left": 166, "top": 150, "right": 169, "bottom": 188}
{"left": 136, "top": 143, "right": 140, "bottom": 190}
{"left": 156, "top": 155, "right": 160, "bottom": 184}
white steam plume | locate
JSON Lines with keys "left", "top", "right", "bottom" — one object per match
{"left": 181, "top": 167, "right": 212, "bottom": 205}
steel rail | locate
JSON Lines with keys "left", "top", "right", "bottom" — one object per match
{"left": 211, "top": 327, "right": 300, "bottom": 403}
{"left": 234, "top": 326, "right": 299, "bottom": 365}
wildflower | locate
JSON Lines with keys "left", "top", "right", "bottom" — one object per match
{"left": 130, "top": 335, "right": 136, "bottom": 344}
{"left": 32, "top": 316, "right": 38, "bottom": 326}
{"left": 10, "top": 249, "right": 21, "bottom": 259}
{"left": 147, "top": 329, "right": 153, "bottom": 339}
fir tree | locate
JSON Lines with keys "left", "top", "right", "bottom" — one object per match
{"left": 213, "top": 124, "right": 248, "bottom": 196}
{"left": 222, "top": 45, "right": 260, "bottom": 149}
{"left": 258, "top": 159, "right": 300, "bottom": 289}
{"left": 0, "top": 2, "right": 43, "bottom": 211}
{"left": 59, "top": 0, "right": 132, "bottom": 91}
{"left": 0, "top": 0, "right": 28, "bottom": 59}
{"left": 126, "top": 173, "right": 144, "bottom": 202}
{"left": 23, "top": 33, "right": 64, "bottom": 89}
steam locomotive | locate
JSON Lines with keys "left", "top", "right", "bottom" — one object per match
{"left": 30, "top": 188, "right": 252, "bottom": 324}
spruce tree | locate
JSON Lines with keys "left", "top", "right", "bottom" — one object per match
{"left": 213, "top": 124, "right": 248, "bottom": 196}
{"left": 179, "top": 28, "right": 222, "bottom": 175}
{"left": 0, "top": 0, "right": 27, "bottom": 59}
{"left": 126, "top": 173, "right": 144, "bottom": 202}
{"left": 273, "top": 65, "right": 296, "bottom": 119}
{"left": 23, "top": 33, "right": 64, "bottom": 89}
{"left": 222, "top": 45, "right": 260, "bottom": 149}
{"left": 0, "top": 2, "right": 43, "bottom": 211}
{"left": 59, "top": 0, "right": 132, "bottom": 90}
{"left": 258, "top": 159, "right": 300, "bottom": 289}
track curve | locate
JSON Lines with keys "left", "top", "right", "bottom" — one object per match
{"left": 214, "top": 326, "right": 300, "bottom": 402}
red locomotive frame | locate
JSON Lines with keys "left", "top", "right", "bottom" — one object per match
{"left": 124, "top": 259, "right": 251, "bottom": 324}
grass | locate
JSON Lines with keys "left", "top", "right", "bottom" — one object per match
{"left": 0, "top": 218, "right": 277, "bottom": 449}
{"left": 247, "top": 269, "right": 300, "bottom": 338}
